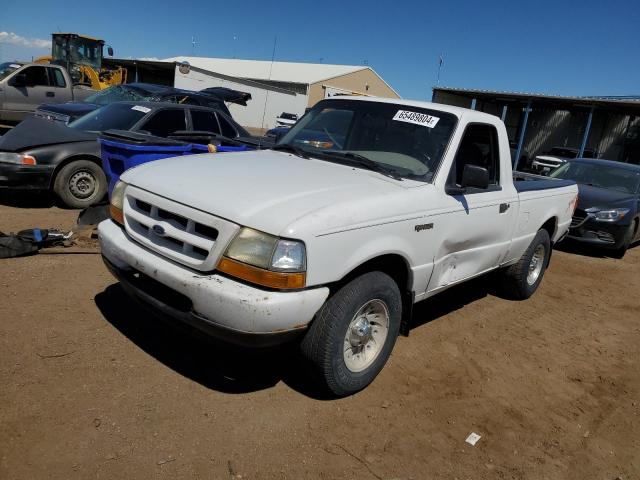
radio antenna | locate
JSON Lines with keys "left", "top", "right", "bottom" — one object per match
{"left": 260, "top": 36, "right": 277, "bottom": 132}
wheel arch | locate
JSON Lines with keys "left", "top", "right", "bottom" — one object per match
{"left": 540, "top": 216, "right": 558, "bottom": 243}
{"left": 333, "top": 253, "right": 414, "bottom": 336}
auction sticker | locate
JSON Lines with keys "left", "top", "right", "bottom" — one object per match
{"left": 393, "top": 110, "right": 439, "bottom": 128}
{"left": 131, "top": 105, "right": 151, "bottom": 113}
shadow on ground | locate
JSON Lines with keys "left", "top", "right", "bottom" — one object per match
{"left": 0, "top": 190, "right": 57, "bottom": 209}
{"left": 94, "top": 283, "right": 332, "bottom": 399}
{"left": 555, "top": 238, "right": 638, "bottom": 259}
{"left": 409, "top": 274, "right": 499, "bottom": 331}
{"left": 95, "top": 273, "right": 504, "bottom": 399}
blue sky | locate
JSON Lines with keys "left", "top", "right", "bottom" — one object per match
{"left": 2, "top": 0, "right": 639, "bottom": 99}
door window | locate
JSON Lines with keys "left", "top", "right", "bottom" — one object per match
{"left": 191, "top": 110, "right": 221, "bottom": 134}
{"left": 218, "top": 114, "right": 238, "bottom": 138}
{"left": 19, "top": 66, "right": 49, "bottom": 87}
{"left": 140, "top": 109, "right": 186, "bottom": 137}
{"left": 49, "top": 68, "right": 67, "bottom": 87}
{"left": 449, "top": 124, "right": 500, "bottom": 188}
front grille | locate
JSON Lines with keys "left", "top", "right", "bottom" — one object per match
{"left": 123, "top": 185, "right": 240, "bottom": 271}
{"left": 571, "top": 209, "right": 588, "bottom": 228}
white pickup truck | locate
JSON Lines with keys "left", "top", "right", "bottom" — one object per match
{"left": 99, "top": 97, "right": 578, "bottom": 396}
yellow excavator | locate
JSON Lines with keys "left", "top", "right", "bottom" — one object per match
{"left": 34, "top": 33, "right": 127, "bottom": 90}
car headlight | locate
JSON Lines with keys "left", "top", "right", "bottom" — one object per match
{"left": 109, "top": 180, "right": 128, "bottom": 225}
{"left": 218, "top": 227, "right": 306, "bottom": 289}
{"left": 587, "top": 207, "right": 630, "bottom": 222}
{"left": 0, "top": 152, "right": 37, "bottom": 165}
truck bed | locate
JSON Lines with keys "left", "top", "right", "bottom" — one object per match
{"left": 513, "top": 171, "right": 575, "bottom": 192}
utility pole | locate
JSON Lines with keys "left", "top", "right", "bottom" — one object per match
{"left": 436, "top": 53, "right": 444, "bottom": 86}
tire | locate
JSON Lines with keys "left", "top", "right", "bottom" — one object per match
{"left": 53, "top": 160, "right": 107, "bottom": 209}
{"left": 500, "top": 229, "right": 551, "bottom": 300}
{"left": 611, "top": 220, "right": 636, "bottom": 259}
{"left": 300, "top": 271, "right": 402, "bottom": 397}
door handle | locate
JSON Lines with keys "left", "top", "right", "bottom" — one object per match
{"left": 46, "top": 91, "right": 55, "bottom": 97}
{"left": 499, "top": 203, "right": 510, "bottom": 213}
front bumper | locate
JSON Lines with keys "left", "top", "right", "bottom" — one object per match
{"left": 98, "top": 219, "right": 330, "bottom": 346}
{"left": 567, "top": 220, "right": 629, "bottom": 249}
{"left": 0, "top": 162, "right": 54, "bottom": 189}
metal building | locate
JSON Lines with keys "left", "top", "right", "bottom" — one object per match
{"left": 432, "top": 87, "right": 640, "bottom": 168}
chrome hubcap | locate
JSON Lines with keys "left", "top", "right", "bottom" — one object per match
{"left": 343, "top": 299, "right": 389, "bottom": 373}
{"left": 527, "top": 244, "right": 546, "bottom": 285}
{"left": 69, "top": 170, "right": 96, "bottom": 199}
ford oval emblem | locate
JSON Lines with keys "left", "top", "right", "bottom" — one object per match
{"left": 152, "top": 224, "right": 166, "bottom": 236}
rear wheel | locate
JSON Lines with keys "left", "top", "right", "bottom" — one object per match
{"left": 500, "top": 229, "right": 551, "bottom": 300}
{"left": 53, "top": 160, "right": 107, "bottom": 209}
{"left": 300, "top": 271, "right": 402, "bottom": 397}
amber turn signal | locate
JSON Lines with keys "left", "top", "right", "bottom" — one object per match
{"left": 110, "top": 205, "right": 124, "bottom": 225}
{"left": 217, "top": 257, "right": 306, "bottom": 289}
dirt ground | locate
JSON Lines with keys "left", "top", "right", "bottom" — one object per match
{"left": 1, "top": 196, "right": 639, "bottom": 480}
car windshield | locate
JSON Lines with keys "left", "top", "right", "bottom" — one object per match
{"left": 550, "top": 162, "right": 640, "bottom": 194}
{"left": 0, "top": 62, "right": 20, "bottom": 81}
{"left": 68, "top": 103, "right": 148, "bottom": 132}
{"left": 277, "top": 100, "right": 458, "bottom": 181}
{"left": 85, "top": 85, "right": 153, "bottom": 105}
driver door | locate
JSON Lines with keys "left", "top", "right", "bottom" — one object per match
{"left": 428, "top": 123, "right": 517, "bottom": 292}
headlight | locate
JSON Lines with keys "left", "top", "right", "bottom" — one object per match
{"left": 0, "top": 152, "right": 36, "bottom": 165}
{"left": 109, "top": 180, "right": 128, "bottom": 225}
{"left": 218, "top": 227, "right": 306, "bottom": 289}
{"left": 587, "top": 207, "right": 630, "bottom": 222}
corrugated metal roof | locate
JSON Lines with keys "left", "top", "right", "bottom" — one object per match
{"left": 162, "top": 56, "right": 368, "bottom": 85}
{"left": 433, "top": 86, "right": 640, "bottom": 107}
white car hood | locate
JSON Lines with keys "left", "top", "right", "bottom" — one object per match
{"left": 122, "top": 150, "right": 416, "bottom": 236}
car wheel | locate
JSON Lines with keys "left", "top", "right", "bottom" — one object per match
{"left": 500, "top": 229, "right": 551, "bottom": 300}
{"left": 53, "top": 160, "right": 107, "bottom": 209}
{"left": 300, "top": 271, "right": 402, "bottom": 397}
{"left": 611, "top": 220, "right": 637, "bottom": 259}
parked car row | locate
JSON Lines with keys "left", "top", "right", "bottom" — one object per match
{"left": 0, "top": 83, "right": 259, "bottom": 208}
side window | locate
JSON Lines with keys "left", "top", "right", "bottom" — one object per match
{"left": 140, "top": 109, "right": 187, "bottom": 137}
{"left": 191, "top": 110, "right": 221, "bottom": 134}
{"left": 450, "top": 124, "right": 500, "bottom": 188}
{"left": 19, "top": 66, "right": 49, "bottom": 87}
{"left": 49, "top": 68, "right": 66, "bottom": 87}
{"left": 217, "top": 114, "right": 238, "bottom": 138}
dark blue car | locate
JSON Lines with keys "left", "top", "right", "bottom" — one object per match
{"left": 550, "top": 158, "right": 640, "bottom": 257}
{"left": 34, "top": 83, "right": 236, "bottom": 124}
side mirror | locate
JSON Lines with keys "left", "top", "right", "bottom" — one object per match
{"left": 107, "top": 46, "right": 114, "bottom": 57}
{"left": 461, "top": 164, "right": 490, "bottom": 189}
{"left": 9, "top": 73, "right": 27, "bottom": 87}
{"left": 445, "top": 164, "right": 490, "bottom": 195}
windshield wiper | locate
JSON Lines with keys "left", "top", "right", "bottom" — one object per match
{"left": 317, "top": 150, "right": 403, "bottom": 180}
{"left": 270, "top": 143, "right": 309, "bottom": 159}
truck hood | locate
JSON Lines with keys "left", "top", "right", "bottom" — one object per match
{"left": 0, "top": 117, "right": 97, "bottom": 152}
{"left": 122, "top": 150, "right": 418, "bottom": 236}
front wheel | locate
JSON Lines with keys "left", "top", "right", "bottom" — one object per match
{"left": 500, "top": 229, "right": 551, "bottom": 300}
{"left": 300, "top": 271, "right": 402, "bottom": 397}
{"left": 53, "top": 160, "right": 107, "bottom": 209}
{"left": 611, "top": 220, "right": 637, "bottom": 259}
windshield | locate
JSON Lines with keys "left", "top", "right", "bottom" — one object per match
{"left": 550, "top": 161, "right": 640, "bottom": 194}
{"left": 85, "top": 85, "right": 153, "bottom": 105}
{"left": 69, "top": 103, "right": 148, "bottom": 132}
{"left": 278, "top": 100, "right": 458, "bottom": 181}
{"left": 0, "top": 62, "right": 20, "bottom": 81}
